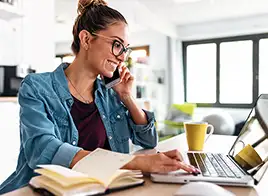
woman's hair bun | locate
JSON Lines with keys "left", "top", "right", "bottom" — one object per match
{"left": 78, "top": 0, "right": 107, "bottom": 15}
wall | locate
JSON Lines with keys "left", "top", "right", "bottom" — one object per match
{"left": 129, "top": 30, "right": 170, "bottom": 120}
{"left": 21, "top": 0, "right": 55, "bottom": 73}
{"left": 0, "top": 0, "right": 56, "bottom": 72}
{"left": 0, "top": 19, "right": 21, "bottom": 65}
{"left": 56, "top": 42, "right": 72, "bottom": 55}
{"left": 177, "top": 14, "right": 268, "bottom": 41}
{"left": 168, "top": 38, "right": 185, "bottom": 104}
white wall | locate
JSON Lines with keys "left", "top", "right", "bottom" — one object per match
{"left": 168, "top": 38, "right": 185, "bottom": 104}
{"left": 21, "top": 0, "right": 55, "bottom": 73}
{"left": 177, "top": 14, "right": 268, "bottom": 41}
{"left": 0, "top": 19, "right": 21, "bottom": 65}
{"left": 130, "top": 30, "right": 168, "bottom": 70}
{"left": 55, "top": 23, "right": 73, "bottom": 43}
{"left": 0, "top": 0, "right": 56, "bottom": 72}
{"left": 129, "top": 30, "right": 170, "bottom": 120}
{"left": 56, "top": 42, "right": 72, "bottom": 55}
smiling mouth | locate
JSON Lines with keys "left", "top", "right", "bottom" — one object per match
{"left": 107, "top": 60, "right": 118, "bottom": 71}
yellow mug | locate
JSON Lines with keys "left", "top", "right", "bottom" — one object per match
{"left": 184, "top": 122, "right": 214, "bottom": 151}
{"left": 234, "top": 144, "right": 263, "bottom": 170}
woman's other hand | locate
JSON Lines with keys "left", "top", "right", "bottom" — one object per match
{"left": 161, "top": 149, "right": 184, "bottom": 162}
{"left": 124, "top": 149, "right": 198, "bottom": 174}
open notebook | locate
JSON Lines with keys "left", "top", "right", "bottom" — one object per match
{"left": 29, "top": 148, "right": 144, "bottom": 196}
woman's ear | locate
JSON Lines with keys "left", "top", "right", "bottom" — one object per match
{"left": 79, "top": 30, "right": 93, "bottom": 51}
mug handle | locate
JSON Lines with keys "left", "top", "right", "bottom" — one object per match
{"left": 205, "top": 124, "right": 214, "bottom": 143}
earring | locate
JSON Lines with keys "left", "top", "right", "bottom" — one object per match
{"left": 84, "top": 44, "right": 88, "bottom": 50}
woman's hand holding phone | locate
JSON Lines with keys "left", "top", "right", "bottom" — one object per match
{"left": 102, "top": 63, "right": 134, "bottom": 96}
{"left": 112, "top": 64, "right": 134, "bottom": 97}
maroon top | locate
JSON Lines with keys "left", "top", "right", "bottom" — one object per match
{"left": 70, "top": 96, "right": 110, "bottom": 151}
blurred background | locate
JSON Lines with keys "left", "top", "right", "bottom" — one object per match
{"left": 1, "top": 0, "right": 268, "bottom": 183}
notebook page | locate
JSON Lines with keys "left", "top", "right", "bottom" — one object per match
{"left": 72, "top": 148, "right": 134, "bottom": 186}
{"left": 37, "top": 164, "right": 88, "bottom": 178}
{"left": 34, "top": 168, "right": 100, "bottom": 187}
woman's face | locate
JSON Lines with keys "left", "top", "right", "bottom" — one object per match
{"left": 87, "top": 22, "right": 130, "bottom": 78}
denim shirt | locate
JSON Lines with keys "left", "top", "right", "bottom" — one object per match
{"left": 0, "top": 63, "right": 157, "bottom": 194}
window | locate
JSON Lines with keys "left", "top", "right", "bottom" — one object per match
{"left": 183, "top": 33, "right": 268, "bottom": 108}
{"left": 259, "top": 39, "right": 268, "bottom": 95}
{"left": 220, "top": 41, "right": 253, "bottom": 104}
{"left": 186, "top": 44, "right": 216, "bottom": 103}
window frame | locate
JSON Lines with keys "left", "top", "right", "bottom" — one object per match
{"left": 182, "top": 33, "right": 268, "bottom": 108}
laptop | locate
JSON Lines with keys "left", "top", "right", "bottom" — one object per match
{"left": 151, "top": 94, "right": 268, "bottom": 187}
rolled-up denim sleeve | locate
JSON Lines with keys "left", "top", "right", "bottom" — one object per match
{"left": 127, "top": 110, "right": 158, "bottom": 149}
{"left": 19, "top": 79, "right": 82, "bottom": 169}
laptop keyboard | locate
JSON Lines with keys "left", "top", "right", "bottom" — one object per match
{"left": 187, "top": 153, "right": 245, "bottom": 178}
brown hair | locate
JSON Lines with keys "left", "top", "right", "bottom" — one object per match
{"left": 71, "top": 0, "right": 128, "bottom": 55}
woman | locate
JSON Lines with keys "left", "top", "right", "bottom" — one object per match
{"left": 0, "top": 0, "right": 197, "bottom": 194}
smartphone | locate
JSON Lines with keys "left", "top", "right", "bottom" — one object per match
{"left": 103, "top": 67, "right": 121, "bottom": 89}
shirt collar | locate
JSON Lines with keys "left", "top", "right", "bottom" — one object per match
{"left": 94, "top": 77, "right": 105, "bottom": 97}
{"left": 52, "top": 63, "right": 105, "bottom": 101}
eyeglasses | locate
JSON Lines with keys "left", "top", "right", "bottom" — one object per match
{"left": 91, "top": 32, "right": 132, "bottom": 61}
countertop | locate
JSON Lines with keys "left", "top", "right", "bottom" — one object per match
{"left": 0, "top": 97, "right": 18, "bottom": 102}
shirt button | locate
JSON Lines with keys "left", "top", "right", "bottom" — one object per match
{"left": 72, "top": 141, "right": 76, "bottom": 145}
{"left": 102, "top": 115, "right": 106, "bottom": 119}
{"left": 67, "top": 100, "right": 72, "bottom": 106}
{"left": 116, "top": 115, "right": 121, "bottom": 119}
{"left": 109, "top": 136, "right": 112, "bottom": 140}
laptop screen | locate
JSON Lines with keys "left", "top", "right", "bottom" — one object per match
{"left": 228, "top": 94, "right": 268, "bottom": 185}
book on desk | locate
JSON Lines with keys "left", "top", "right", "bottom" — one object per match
{"left": 29, "top": 148, "right": 144, "bottom": 196}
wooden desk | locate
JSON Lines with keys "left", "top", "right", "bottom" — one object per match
{"left": 3, "top": 134, "right": 267, "bottom": 196}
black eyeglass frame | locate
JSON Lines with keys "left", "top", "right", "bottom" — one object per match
{"left": 90, "top": 32, "right": 132, "bottom": 60}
